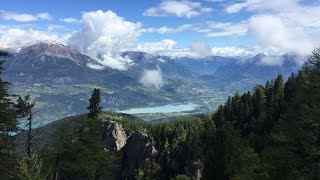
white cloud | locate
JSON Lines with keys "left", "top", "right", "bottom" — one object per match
{"left": 134, "top": 39, "right": 177, "bottom": 54}
{"left": 248, "top": 14, "right": 316, "bottom": 56}
{"left": 226, "top": 2, "right": 249, "bottom": 14}
{"left": 134, "top": 39, "right": 255, "bottom": 58}
{"left": 143, "top": 0, "right": 212, "bottom": 18}
{"left": 61, "top": 18, "right": 81, "bottom": 24}
{"left": 225, "top": 0, "right": 298, "bottom": 14}
{"left": 259, "top": 56, "right": 284, "bottom": 66}
{"left": 224, "top": 0, "right": 320, "bottom": 57}
{"left": 36, "top": 13, "right": 52, "bottom": 20}
{"left": 211, "top": 46, "right": 256, "bottom": 57}
{"left": 189, "top": 40, "right": 213, "bottom": 57}
{"left": 68, "top": 10, "right": 142, "bottom": 70}
{"left": 206, "top": 21, "right": 248, "bottom": 37}
{"left": 87, "top": 63, "right": 105, "bottom": 70}
{"left": 0, "top": 27, "right": 64, "bottom": 51}
{"left": 140, "top": 67, "right": 164, "bottom": 90}
{"left": 141, "top": 24, "right": 197, "bottom": 34}
{"left": 1, "top": 11, "right": 52, "bottom": 22}
{"left": 134, "top": 39, "right": 202, "bottom": 58}
{"left": 47, "top": 24, "right": 66, "bottom": 31}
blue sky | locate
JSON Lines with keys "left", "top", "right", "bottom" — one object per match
{"left": 0, "top": 0, "right": 249, "bottom": 47}
{"left": 0, "top": 0, "right": 320, "bottom": 69}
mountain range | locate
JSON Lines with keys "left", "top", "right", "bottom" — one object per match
{"left": 2, "top": 43, "right": 300, "bottom": 123}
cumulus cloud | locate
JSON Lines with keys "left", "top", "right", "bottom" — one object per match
{"left": 189, "top": 40, "right": 213, "bottom": 57}
{"left": 143, "top": 0, "right": 212, "bottom": 18}
{"left": 134, "top": 39, "right": 177, "bottom": 55}
{"left": 68, "top": 10, "right": 142, "bottom": 70}
{"left": 248, "top": 14, "right": 315, "bottom": 56}
{"left": 223, "top": 0, "right": 320, "bottom": 60}
{"left": 0, "top": 27, "right": 64, "bottom": 51}
{"left": 140, "top": 67, "right": 164, "bottom": 90}
{"left": 1, "top": 11, "right": 52, "bottom": 22}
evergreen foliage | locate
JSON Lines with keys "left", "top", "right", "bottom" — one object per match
{"left": 0, "top": 60, "right": 18, "bottom": 178}
{"left": 87, "top": 88, "right": 102, "bottom": 119}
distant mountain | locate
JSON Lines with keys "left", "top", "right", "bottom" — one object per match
{"left": 2, "top": 43, "right": 205, "bottom": 123}
{"left": 5, "top": 43, "right": 104, "bottom": 84}
{"left": 2, "top": 43, "right": 301, "bottom": 123}
{"left": 173, "top": 54, "right": 300, "bottom": 91}
{"left": 122, "top": 51, "right": 195, "bottom": 79}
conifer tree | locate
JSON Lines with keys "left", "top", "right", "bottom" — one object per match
{"left": 15, "top": 95, "right": 36, "bottom": 158}
{"left": 0, "top": 60, "right": 18, "bottom": 177}
{"left": 87, "top": 88, "right": 102, "bottom": 119}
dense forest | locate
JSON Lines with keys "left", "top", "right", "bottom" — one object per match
{"left": 0, "top": 48, "right": 319, "bottom": 180}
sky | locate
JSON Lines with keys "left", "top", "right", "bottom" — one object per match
{"left": 0, "top": 0, "right": 320, "bottom": 70}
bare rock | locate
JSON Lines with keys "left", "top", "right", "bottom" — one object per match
{"left": 101, "top": 119, "right": 127, "bottom": 152}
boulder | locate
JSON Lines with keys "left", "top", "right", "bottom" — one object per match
{"left": 101, "top": 119, "right": 127, "bottom": 152}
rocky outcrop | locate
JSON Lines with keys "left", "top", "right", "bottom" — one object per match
{"left": 101, "top": 119, "right": 127, "bottom": 152}
{"left": 185, "top": 159, "right": 204, "bottom": 180}
{"left": 121, "top": 131, "right": 157, "bottom": 179}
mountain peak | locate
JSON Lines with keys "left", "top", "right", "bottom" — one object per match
{"left": 10, "top": 43, "right": 93, "bottom": 68}
{"left": 21, "top": 43, "right": 79, "bottom": 60}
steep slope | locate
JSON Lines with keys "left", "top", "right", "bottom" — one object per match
{"left": 5, "top": 43, "right": 107, "bottom": 84}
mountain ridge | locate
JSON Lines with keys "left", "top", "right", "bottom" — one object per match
{"left": 2, "top": 43, "right": 301, "bottom": 123}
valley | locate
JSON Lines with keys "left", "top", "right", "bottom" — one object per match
{"left": 3, "top": 43, "right": 300, "bottom": 124}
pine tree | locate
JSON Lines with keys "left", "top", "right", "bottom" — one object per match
{"left": 87, "top": 88, "right": 102, "bottom": 119}
{"left": 15, "top": 95, "right": 36, "bottom": 158}
{"left": 0, "top": 60, "right": 18, "bottom": 177}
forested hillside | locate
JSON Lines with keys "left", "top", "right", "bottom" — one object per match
{"left": 212, "top": 49, "right": 320, "bottom": 179}
{"left": 0, "top": 49, "right": 319, "bottom": 180}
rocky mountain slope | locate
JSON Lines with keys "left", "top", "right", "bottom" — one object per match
{"left": 2, "top": 43, "right": 300, "bottom": 123}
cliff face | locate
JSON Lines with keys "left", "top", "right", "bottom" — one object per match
{"left": 100, "top": 120, "right": 158, "bottom": 179}
{"left": 121, "top": 131, "right": 158, "bottom": 179}
{"left": 101, "top": 120, "right": 127, "bottom": 152}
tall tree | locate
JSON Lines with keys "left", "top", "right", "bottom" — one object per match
{"left": 0, "top": 60, "right": 18, "bottom": 177}
{"left": 87, "top": 88, "right": 102, "bottom": 119}
{"left": 15, "top": 95, "right": 36, "bottom": 158}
